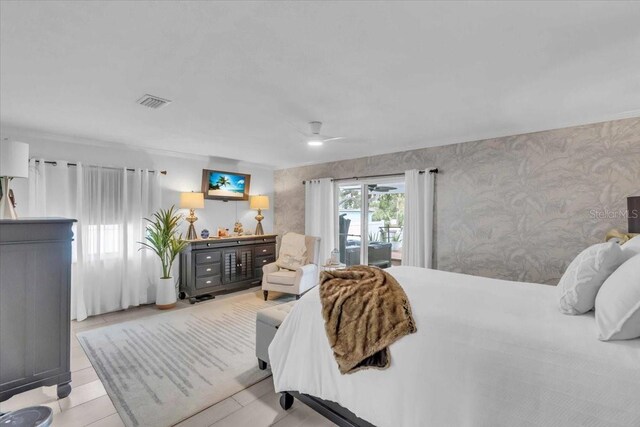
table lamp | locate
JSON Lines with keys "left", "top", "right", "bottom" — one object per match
{"left": 0, "top": 140, "right": 29, "bottom": 219}
{"left": 180, "top": 192, "right": 204, "bottom": 240}
{"left": 250, "top": 195, "right": 269, "bottom": 235}
{"left": 629, "top": 196, "right": 640, "bottom": 234}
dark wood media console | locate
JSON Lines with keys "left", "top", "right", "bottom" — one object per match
{"left": 179, "top": 234, "right": 277, "bottom": 303}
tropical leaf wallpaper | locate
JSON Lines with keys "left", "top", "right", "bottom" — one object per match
{"left": 274, "top": 117, "right": 640, "bottom": 285}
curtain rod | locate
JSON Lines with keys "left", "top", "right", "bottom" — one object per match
{"left": 302, "top": 168, "right": 437, "bottom": 185}
{"left": 32, "top": 159, "right": 167, "bottom": 175}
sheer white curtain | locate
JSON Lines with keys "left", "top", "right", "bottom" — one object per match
{"left": 402, "top": 169, "right": 435, "bottom": 268}
{"left": 28, "top": 159, "right": 161, "bottom": 320}
{"left": 304, "top": 178, "right": 335, "bottom": 265}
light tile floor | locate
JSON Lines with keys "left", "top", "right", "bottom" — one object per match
{"left": 0, "top": 288, "right": 336, "bottom": 427}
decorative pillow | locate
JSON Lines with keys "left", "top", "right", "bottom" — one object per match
{"left": 557, "top": 242, "right": 624, "bottom": 315}
{"left": 595, "top": 254, "right": 640, "bottom": 341}
{"left": 276, "top": 232, "right": 308, "bottom": 271}
{"left": 622, "top": 235, "right": 640, "bottom": 260}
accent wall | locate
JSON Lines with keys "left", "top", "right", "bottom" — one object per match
{"left": 274, "top": 117, "right": 640, "bottom": 284}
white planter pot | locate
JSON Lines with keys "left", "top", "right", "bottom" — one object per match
{"left": 156, "top": 277, "right": 177, "bottom": 309}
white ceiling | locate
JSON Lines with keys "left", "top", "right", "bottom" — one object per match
{"left": 1, "top": 1, "right": 639, "bottom": 169}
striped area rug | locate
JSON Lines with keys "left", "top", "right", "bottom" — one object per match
{"left": 77, "top": 291, "right": 293, "bottom": 427}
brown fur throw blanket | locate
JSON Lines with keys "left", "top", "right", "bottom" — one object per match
{"left": 319, "top": 265, "right": 417, "bottom": 374}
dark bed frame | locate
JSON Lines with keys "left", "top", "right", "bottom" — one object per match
{"left": 279, "top": 391, "right": 376, "bottom": 427}
{"left": 258, "top": 356, "right": 376, "bottom": 426}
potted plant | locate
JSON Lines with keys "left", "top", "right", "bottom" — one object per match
{"left": 139, "top": 205, "right": 189, "bottom": 309}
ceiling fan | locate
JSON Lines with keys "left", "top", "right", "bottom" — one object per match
{"left": 303, "top": 121, "right": 345, "bottom": 146}
{"left": 368, "top": 184, "right": 397, "bottom": 193}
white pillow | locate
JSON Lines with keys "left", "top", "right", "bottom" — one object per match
{"left": 276, "top": 232, "right": 307, "bottom": 271}
{"left": 557, "top": 242, "right": 624, "bottom": 315}
{"left": 595, "top": 254, "right": 640, "bottom": 341}
{"left": 622, "top": 235, "right": 640, "bottom": 260}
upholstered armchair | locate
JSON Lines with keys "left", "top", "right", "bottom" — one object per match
{"left": 262, "top": 234, "right": 321, "bottom": 300}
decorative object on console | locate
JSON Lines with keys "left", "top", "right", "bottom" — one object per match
{"left": 250, "top": 195, "right": 269, "bottom": 235}
{"left": 139, "top": 205, "right": 189, "bottom": 309}
{"left": 628, "top": 196, "right": 640, "bottom": 233}
{"left": 201, "top": 229, "right": 210, "bottom": 239}
{"left": 218, "top": 227, "right": 230, "bottom": 237}
{"left": 234, "top": 221, "right": 244, "bottom": 235}
{"left": 0, "top": 140, "right": 29, "bottom": 219}
{"left": 180, "top": 191, "right": 204, "bottom": 240}
{"left": 201, "top": 169, "right": 251, "bottom": 201}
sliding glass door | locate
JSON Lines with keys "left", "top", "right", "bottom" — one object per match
{"left": 337, "top": 183, "right": 364, "bottom": 266}
{"left": 336, "top": 178, "right": 404, "bottom": 268}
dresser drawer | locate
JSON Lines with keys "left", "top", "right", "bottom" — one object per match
{"left": 254, "top": 244, "right": 275, "bottom": 257}
{"left": 195, "top": 251, "right": 221, "bottom": 264}
{"left": 196, "top": 263, "right": 220, "bottom": 277}
{"left": 255, "top": 254, "right": 276, "bottom": 268}
{"left": 196, "top": 275, "right": 222, "bottom": 289}
{"left": 192, "top": 240, "right": 221, "bottom": 250}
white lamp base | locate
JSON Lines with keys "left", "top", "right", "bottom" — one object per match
{"left": 0, "top": 177, "right": 18, "bottom": 220}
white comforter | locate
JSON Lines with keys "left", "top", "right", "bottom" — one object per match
{"left": 269, "top": 266, "right": 640, "bottom": 427}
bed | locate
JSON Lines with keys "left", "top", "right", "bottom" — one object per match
{"left": 268, "top": 266, "right": 640, "bottom": 427}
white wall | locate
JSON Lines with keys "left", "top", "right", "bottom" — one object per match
{"left": 5, "top": 129, "right": 275, "bottom": 236}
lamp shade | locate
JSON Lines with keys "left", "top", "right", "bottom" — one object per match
{"left": 180, "top": 192, "right": 204, "bottom": 209}
{"left": 250, "top": 195, "right": 269, "bottom": 210}
{"left": 0, "top": 141, "right": 29, "bottom": 178}
{"left": 629, "top": 196, "right": 640, "bottom": 233}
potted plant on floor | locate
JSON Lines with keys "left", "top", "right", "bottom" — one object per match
{"left": 139, "top": 205, "right": 189, "bottom": 309}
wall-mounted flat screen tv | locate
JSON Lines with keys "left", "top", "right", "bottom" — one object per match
{"left": 201, "top": 169, "right": 251, "bottom": 201}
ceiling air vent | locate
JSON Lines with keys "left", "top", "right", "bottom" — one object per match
{"left": 136, "top": 94, "right": 172, "bottom": 109}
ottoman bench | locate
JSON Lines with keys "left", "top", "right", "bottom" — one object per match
{"left": 256, "top": 301, "right": 296, "bottom": 370}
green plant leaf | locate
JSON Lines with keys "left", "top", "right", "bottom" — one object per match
{"left": 139, "top": 205, "right": 186, "bottom": 278}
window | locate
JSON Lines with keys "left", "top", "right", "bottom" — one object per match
{"left": 86, "top": 224, "right": 121, "bottom": 256}
{"left": 336, "top": 179, "right": 404, "bottom": 268}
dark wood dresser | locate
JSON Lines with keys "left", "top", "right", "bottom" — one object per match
{"left": 0, "top": 218, "right": 76, "bottom": 402}
{"left": 179, "top": 234, "right": 277, "bottom": 303}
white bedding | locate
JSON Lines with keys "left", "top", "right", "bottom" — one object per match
{"left": 269, "top": 266, "right": 640, "bottom": 427}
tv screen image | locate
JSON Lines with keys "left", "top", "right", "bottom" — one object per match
{"left": 201, "top": 169, "right": 251, "bottom": 201}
